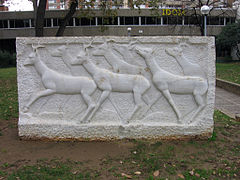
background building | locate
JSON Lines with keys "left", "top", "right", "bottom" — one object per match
{"left": 0, "top": 0, "right": 8, "bottom": 11}
{"left": 46, "top": 0, "right": 68, "bottom": 10}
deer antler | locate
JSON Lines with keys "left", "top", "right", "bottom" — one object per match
{"left": 83, "top": 39, "right": 94, "bottom": 55}
{"left": 32, "top": 44, "right": 45, "bottom": 53}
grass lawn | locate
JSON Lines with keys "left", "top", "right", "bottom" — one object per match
{"left": 216, "top": 62, "right": 240, "bottom": 84}
{"left": 0, "top": 67, "right": 240, "bottom": 179}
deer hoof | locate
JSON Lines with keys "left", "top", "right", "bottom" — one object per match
{"left": 122, "top": 119, "right": 129, "bottom": 125}
{"left": 79, "top": 119, "right": 90, "bottom": 124}
{"left": 177, "top": 119, "right": 183, "bottom": 124}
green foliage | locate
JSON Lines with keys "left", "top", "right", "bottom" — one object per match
{"left": 216, "top": 62, "right": 240, "bottom": 84}
{"left": 208, "top": 130, "right": 217, "bottom": 142}
{"left": 0, "top": 67, "right": 18, "bottom": 120}
{"left": 7, "top": 164, "right": 96, "bottom": 180}
{"left": 216, "top": 21, "right": 240, "bottom": 48}
{"left": 0, "top": 50, "right": 16, "bottom": 68}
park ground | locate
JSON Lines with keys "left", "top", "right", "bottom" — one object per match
{"left": 0, "top": 64, "right": 240, "bottom": 179}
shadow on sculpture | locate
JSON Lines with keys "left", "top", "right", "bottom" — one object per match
{"left": 135, "top": 46, "right": 208, "bottom": 124}
{"left": 23, "top": 44, "right": 97, "bottom": 123}
{"left": 72, "top": 49, "right": 151, "bottom": 124}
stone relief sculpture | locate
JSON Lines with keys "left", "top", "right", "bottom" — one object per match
{"left": 72, "top": 49, "right": 151, "bottom": 123}
{"left": 17, "top": 37, "right": 215, "bottom": 140}
{"left": 91, "top": 41, "right": 147, "bottom": 75}
{"left": 23, "top": 45, "right": 97, "bottom": 123}
{"left": 135, "top": 46, "right": 208, "bottom": 124}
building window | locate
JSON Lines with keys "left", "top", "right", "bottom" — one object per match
{"left": 81, "top": 18, "right": 90, "bottom": 26}
{"left": 53, "top": 18, "right": 59, "bottom": 26}
{"left": 146, "top": 17, "right": 156, "bottom": 25}
{"left": 103, "top": 17, "right": 117, "bottom": 25}
{"left": 45, "top": 18, "right": 51, "bottom": 27}
{"left": 10, "top": 20, "right": 15, "bottom": 28}
{"left": 0, "top": 20, "right": 8, "bottom": 28}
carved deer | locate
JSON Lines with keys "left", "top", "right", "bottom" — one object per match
{"left": 72, "top": 50, "right": 151, "bottom": 124}
{"left": 91, "top": 41, "right": 147, "bottom": 75}
{"left": 23, "top": 45, "right": 97, "bottom": 123}
{"left": 165, "top": 44, "right": 207, "bottom": 79}
{"left": 135, "top": 46, "right": 208, "bottom": 124}
{"left": 51, "top": 44, "right": 74, "bottom": 72}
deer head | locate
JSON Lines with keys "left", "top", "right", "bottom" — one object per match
{"left": 71, "top": 50, "right": 88, "bottom": 65}
{"left": 165, "top": 47, "right": 183, "bottom": 58}
{"left": 24, "top": 44, "right": 45, "bottom": 66}
{"left": 91, "top": 41, "right": 108, "bottom": 56}
{"left": 51, "top": 45, "right": 68, "bottom": 57}
{"left": 135, "top": 46, "right": 153, "bottom": 59}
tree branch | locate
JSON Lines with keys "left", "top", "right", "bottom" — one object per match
{"left": 56, "top": 0, "right": 78, "bottom": 37}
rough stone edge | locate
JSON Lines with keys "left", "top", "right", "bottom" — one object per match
{"left": 18, "top": 123, "right": 214, "bottom": 142}
{"left": 216, "top": 78, "right": 240, "bottom": 96}
{"left": 19, "top": 131, "right": 213, "bottom": 142}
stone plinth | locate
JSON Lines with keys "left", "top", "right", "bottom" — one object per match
{"left": 17, "top": 36, "right": 215, "bottom": 140}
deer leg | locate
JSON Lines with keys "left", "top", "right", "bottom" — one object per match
{"left": 127, "top": 89, "right": 143, "bottom": 123}
{"left": 23, "top": 89, "right": 56, "bottom": 113}
{"left": 162, "top": 89, "right": 182, "bottom": 123}
{"left": 86, "top": 90, "right": 111, "bottom": 122}
{"left": 79, "top": 93, "right": 96, "bottom": 123}
{"left": 188, "top": 94, "right": 205, "bottom": 124}
{"left": 138, "top": 93, "right": 162, "bottom": 119}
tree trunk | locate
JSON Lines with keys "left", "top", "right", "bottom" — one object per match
{"left": 35, "top": 0, "right": 47, "bottom": 37}
{"left": 56, "top": 0, "right": 78, "bottom": 37}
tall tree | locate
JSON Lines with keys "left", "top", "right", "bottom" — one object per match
{"left": 35, "top": 0, "right": 47, "bottom": 37}
{"left": 56, "top": 0, "right": 78, "bottom": 36}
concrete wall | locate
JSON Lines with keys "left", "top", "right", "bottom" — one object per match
{"left": 0, "top": 25, "right": 224, "bottom": 39}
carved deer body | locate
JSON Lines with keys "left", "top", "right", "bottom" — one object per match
{"left": 23, "top": 45, "right": 97, "bottom": 123}
{"left": 135, "top": 47, "right": 208, "bottom": 124}
{"left": 73, "top": 51, "right": 151, "bottom": 123}
{"left": 92, "top": 42, "right": 147, "bottom": 75}
{"left": 165, "top": 46, "right": 207, "bottom": 79}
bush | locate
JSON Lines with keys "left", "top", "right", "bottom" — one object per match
{"left": 216, "top": 20, "right": 240, "bottom": 48}
{"left": 0, "top": 50, "right": 16, "bottom": 68}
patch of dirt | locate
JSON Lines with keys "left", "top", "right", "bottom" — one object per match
{"left": 0, "top": 112, "right": 240, "bottom": 179}
{"left": 0, "top": 118, "right": 134, "bottom": 170}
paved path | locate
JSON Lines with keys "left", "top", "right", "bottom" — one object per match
{"left": 215, "top": 87, "right": 240, "bottom": 118}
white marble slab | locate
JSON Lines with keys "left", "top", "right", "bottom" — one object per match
{"left": 17, "top": 36, "right": 215, "bottom": 140}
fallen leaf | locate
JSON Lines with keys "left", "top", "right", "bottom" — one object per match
{"left": 177, "top": 174, "right": 184, "bottom": 179}
{"left": 134, "top": 171, "right": 141, "bottom": 175}
{"left": 163, "top": 164, "right": 166, "bottom": 168}
{"left": 131, "top": 161, "right": 136, "bottom": 164}
{"left": 189, "top": 170, "right": 194, "bottom": 176}
{"left": 190, "top": 156, "right": 195, "bottom": 159}
{"left": 195, "top": 173, "right": 200, "bottom": 177}
{"left": 213, "top": 171, "right": 216, "bottom": 175}
{"left": 121, "top": 173, "right": 132, "bottom": 179}
{"left": 153, "top": 170, "right": 159, "bottom": 177}
{"left": 72, "top": 171, "right": 78, "bottom": 175}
